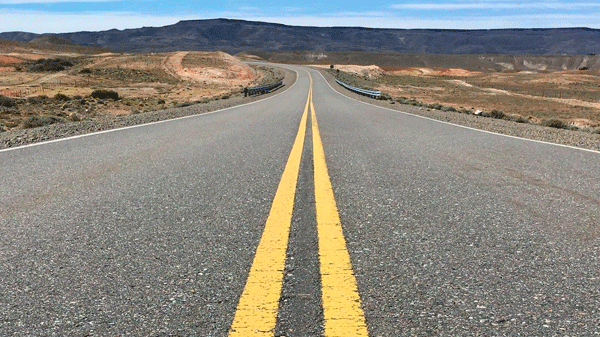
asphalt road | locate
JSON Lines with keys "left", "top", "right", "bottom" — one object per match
{"left": 1, "top": 66, "right": 600, "bottom": 336}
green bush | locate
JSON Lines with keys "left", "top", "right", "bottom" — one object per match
{"left": 488, "top": 109, "right": 506, "bottom": 119}
{"left": 54, "top": 93, "right": 70, "bottom": 101}
{"left": 567, "top": 125, "right": 580, "bottom": 131}
{"left": 541, "top": 119, "right": 568, "bottom": 129}
{"left": 29, "top": 58, "right": 73, "bottom": 72}
{"left": 513, "top": 116, "right": 529, "bottom": 123}
{"left": 379, "top": 93, "right": 392, "bottom": 101}
{"left": 90, "top": 89, "right": 119, "bottom": 100}
{"left": 175, "top": 102, "right": 192, "bottom": 108}
{"left": 21, "top": 115, "right": 66, "bottom": 129}
{"left": 0, "top": 95, "right": 16, "bottom": 107}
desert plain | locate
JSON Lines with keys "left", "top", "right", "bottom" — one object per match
{"left": 2, "top": 38, "right": 600, "bottom": 137}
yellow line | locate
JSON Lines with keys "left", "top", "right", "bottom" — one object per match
{"left": 228, "top": 81, "right": 311, "bottom": 336}
{"left": 311, "top": 79, "right": 369, "bottom": 337}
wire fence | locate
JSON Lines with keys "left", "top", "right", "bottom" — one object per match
{"left": 0, "top": 86, "right": 45, "bottom": 97}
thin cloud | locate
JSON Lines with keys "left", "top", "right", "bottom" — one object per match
{"left": 1, "top": 9, "right": 599, "bottom": 34}
{"left": 0, "top": 0, "right": 120, "bottom": 3}
{"left": 391, "top": 2, "right": 600, "bottom": 10}
{"left": 0, "top": 10, "right": 194, "bottom": 33}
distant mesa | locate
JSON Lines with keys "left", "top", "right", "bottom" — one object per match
{"left": 1, "top": 19, "right": 599, "bottom": 55}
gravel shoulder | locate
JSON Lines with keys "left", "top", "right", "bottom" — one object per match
{"left": 0, "top": 66, "right": 296, "bottom": 150}
{"left": 315, "top": 68, "right": 600, "bottom": 153}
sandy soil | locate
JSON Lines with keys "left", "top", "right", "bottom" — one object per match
{"left": 0, "top": 48, "right": 271, "bottom": 131}
{"left": 440, "top": 76, "right": 600, "bottom": 126}
{"left": 168, "top": 51, "right": 256, "bottom": 86}
{"left": 357, "top": 66, "right": 600, "bottom": 129}
{"left": 313, "top": 64, "right": 383, "bottom": 79}
{"left": 0, "top": 55, "right": 23, "bottom": 63}
{"left": 317, "top": 67, "right": 600, "bottom": 152}
{"left": 0, "top": 66, "right": 296, "bottom": 149}
{"left": 389, "top": 67, "right": 482, "bottom": 76}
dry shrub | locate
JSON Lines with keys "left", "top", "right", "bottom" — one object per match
{"left": 90, "top": 89, "right": 119, "bottom": 100}
{"left": 0, "top": 95, "right": 16, "bottom": 107}
{"left": 541, "top": 119, "right": 568, "bottom": 129}
{"left": 21, "top": 115, "right": 66, "bottom": 129}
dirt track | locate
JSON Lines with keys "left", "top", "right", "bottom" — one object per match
{"left": 165, "top": 51, "right": 256, "bottom": 86}
{"left": 0, "top": 50, "right": 276, "bottom": 131}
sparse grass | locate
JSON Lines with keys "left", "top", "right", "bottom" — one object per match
{"left": 326, "top": 69, "right": 378, "bottom": 91}
{"left": 182, "top": 52, "right": 229, "bottom": 69}
{"left": 174, "top": 102, "right": 193, "bottom": 108}
{"left": 375, "top": 70, "right": 600, "bottom": 126}
{"left": 21, "top": 115, "right": 67, "bottom": 129}
{"left": 250, "top": 65, "right": 286, "bottom": 86}
{"left": 90, "top": 67, "right": 178, "bottom": 84}
{"left": 511, "top": 116, "right": 530, "bottom": 123}
{"left": 488, "top": 109, "right": 506, "bottom": 119}
{"left": 0, "top": 51, "right": 278, "bottom": 131}
{"left": 333, "top": 66, "right": 600, "bottom": 131}
{"left": 541, "top": 119, "right": 569, "bottom": 129}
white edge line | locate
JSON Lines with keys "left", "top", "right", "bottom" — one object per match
{"left": 314, "top": 69, "right": 600, "bottom": 155}
{"left": 0, "top": 67, "right": 300, "bottom": 154}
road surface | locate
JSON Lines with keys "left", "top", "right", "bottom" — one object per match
{"left": 1, "top": 66, "right": 599, "bottom": 336}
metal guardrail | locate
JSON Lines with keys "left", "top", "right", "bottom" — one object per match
{"left": 244, "top": 80, "right": 284, "bottom": 97}
{"left": 335, "top": 79, "right": 381, "bottom": 99}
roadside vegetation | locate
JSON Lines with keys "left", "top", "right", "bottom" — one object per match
{"left": 0, "top": 49, "right": 278, "bottom": 131}
{"left": 326, "top": 67, "right": 600, "bottom": 134}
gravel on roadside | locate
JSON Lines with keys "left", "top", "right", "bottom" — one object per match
{"left": 0, "top": 67, "right": 296, "bottom": 150}
{"left": 316, "top": 68, "right": 600, "bottom": 152}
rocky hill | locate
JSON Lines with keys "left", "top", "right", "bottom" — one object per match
{"left": 1, "top": 19, "right": 600, "bottom": 55}
{"left": 252, "top": 51, "right": 600, "bottom": 71}
{"left": 0, "top": 37, "right": 109, "bottom": 55}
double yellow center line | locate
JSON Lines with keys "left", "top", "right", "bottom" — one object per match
{"left": 228, "top": 74, "right": 368, "bottom": 336}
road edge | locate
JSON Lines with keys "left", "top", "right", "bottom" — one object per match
{"left": 0, "top": 65, "right": 298, "bottom": 153}
{"left": 314, "top": 67, "right": 600, "bottom": 155}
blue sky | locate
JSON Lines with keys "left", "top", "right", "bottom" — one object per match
{"left": 1, "top": 0, "right": 599, "bottom": 33}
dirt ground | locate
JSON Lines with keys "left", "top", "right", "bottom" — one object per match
{"left": 324, "top": 64, "right": 600, "bottom": 129}
{"left": 0, "top": 47, "right": 282, "bottom": 131}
